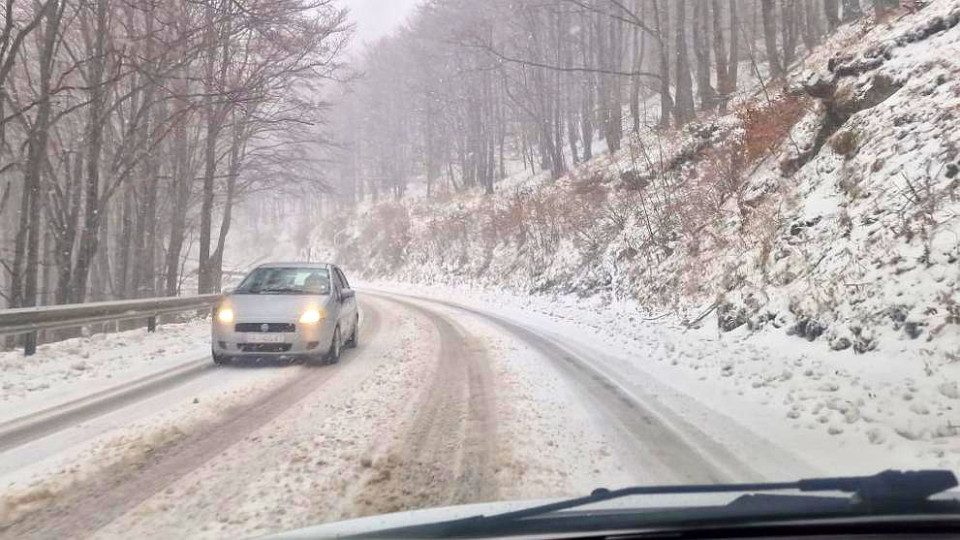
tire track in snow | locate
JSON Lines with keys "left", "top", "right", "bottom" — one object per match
{"left": 0, "top": 358, "right": 212, "bottom": 454}
{"left": 366, "top": 290, "right": 762, "bottom": 485}
{"left": 353, "top": 293, "right": 498, "bottom": 514}
{"left": 2, "top": 302, "right": 384, "bottom": 539}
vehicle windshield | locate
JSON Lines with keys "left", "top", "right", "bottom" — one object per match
{"left": 1, "top": 0, "right": 958, "bottom": 539}
{"left": 234, "top": 268, "right": 331, "bottom": 295}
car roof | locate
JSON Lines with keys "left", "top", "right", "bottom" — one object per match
{"left": 255, "top": 262, "right": 335, "bottom": 270}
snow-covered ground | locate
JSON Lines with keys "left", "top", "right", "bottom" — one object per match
{"left": 309, "top": 0, "right": 960, "bottom": 487}
{"left": 362, "top": 280, "right": 960, "bottom": 475}
{"left": 0, "top": 319, "right": 210, "bottom": 423}
{"left": 0, "top": 361, "right": 305, "bottom": 531}
{"left": 1, "top": 282, "right": 957, "bottom": 538}
{"left": 85, "top": 292, "right": 658, "bottom": 539}
{"left": 2, "top": 293, "right": 645, "bottom": 538}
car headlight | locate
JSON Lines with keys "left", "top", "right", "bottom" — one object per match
{"left": 299, "top": 309, "right": 324, "bottom": 324}
{"left": 218, "top": 308, "right": 235, "bottom": 323}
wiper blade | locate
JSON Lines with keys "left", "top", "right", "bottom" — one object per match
{"left": 803, "top": 469, "right": 957, "bottom": 506}
{"left": 364, "top": 470, "right": 957, "bottom": 539}
{"left": 255, "top": 287, "right": 301, "bottom": 294}
{"left": 500, "top": 469, "right": 956, "bottom": 520}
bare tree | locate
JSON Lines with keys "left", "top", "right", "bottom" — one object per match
{"left": 842, "top": 0, "right": 863, "bottom": 22}
{"left": 653, "top": 0, "right": 673, "bottom": 128}
{"left": 781, "top": 0, "right": 798, "bottom": 68}
{"left": 801, "top": 0, "right": 822, "bottom": 49}
{"left": 9, "top": 0, "right": 64, "bottom": 308}
{"left": 873, "top": 0, "right": 899, "bottom": 18}
{"left": 72, "top": 0, "right": 111, "bottom": 303}
{"left": 693, "top": 1, "right": 717, "bottom": 112}
{"left": 824, "top": 0, "right": 840, "bottom": 31}
{"left": 760, "top": 0, "right": 783, "bottom": 79}
{"left": 673, "top": 0, "right": 695, "bottom": 125}
{"left": 2, "top": 0, "right": 350, "bottom": 305}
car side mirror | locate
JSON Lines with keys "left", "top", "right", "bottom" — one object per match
{"left": 342, "top": 289, "right": 355, "bottom": 300}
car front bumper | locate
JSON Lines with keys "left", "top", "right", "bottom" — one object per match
{"left": 212, "top": 319, "right": 332, "bottom": 357}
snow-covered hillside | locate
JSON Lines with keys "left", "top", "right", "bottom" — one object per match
{"left": 321, "top": 1, "right": 960, "bottom": 359}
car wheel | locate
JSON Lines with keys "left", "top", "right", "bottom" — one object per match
{"left": 327, "top": 326, "right": 342, "bottom": 364}
{"left": 212, "top": 350, "right": 231, "bottom": 366}
{"left": 347, "top": 315, "right": 359, "bottom": 349}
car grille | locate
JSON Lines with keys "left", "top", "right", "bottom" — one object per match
{"left": 235, "top": 323, "right": 296, "bottom": 333}
{"left": 238, "top": 343, "right": 292, "bottom": 353}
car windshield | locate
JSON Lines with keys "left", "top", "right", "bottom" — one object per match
{"left": 234, "top": 268, "right": 331, "bottom": 295}
{"left": 1, "top": 0, "right": 959, "bottom": 539}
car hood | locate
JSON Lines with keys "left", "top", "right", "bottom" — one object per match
{"left": 258, "top": 494, "right": 744, "bottom": 539}
{"left": 223, "top": 293, "right": 332, "bottom": 322}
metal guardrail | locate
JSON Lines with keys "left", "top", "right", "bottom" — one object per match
{"left": 0, "top": 294, "right": 223, "bottom": 356}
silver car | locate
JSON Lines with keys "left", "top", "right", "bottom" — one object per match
{"left": 211, "top": 263, "right": 359, "bottom": 365}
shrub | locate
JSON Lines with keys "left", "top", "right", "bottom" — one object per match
{"left": 736, "top": 95, "right": 810, "bottom": 165}
{"left": 830, "top": 129, "right": 861, "bottom": 158}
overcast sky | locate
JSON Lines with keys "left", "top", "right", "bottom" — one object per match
{"left": 344, "top": 0, "right": 422, "bottom": 49}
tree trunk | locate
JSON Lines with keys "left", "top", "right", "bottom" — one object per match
{"left": 483, "top": 65, "right": 496, "bottom": 193}
{"left": 209, "top": 126, "right": 242, "bottom": 292}
{"left": 712, "top": 0, "right": 730, "bottom": 113}
{"left": 132, "top": 159, "right": 159, "bottom": 297}
{"left": 593, "top": 7, "right": 609, "bottom": 155}
{"left": 41, "top": 227, "right": 53, "bottom": 305}
{"left": 629, "top": 1, "right": 645, "bottom": 133}
{"left": 760, "top": 0, "right": 783, "bottom": 79}
{"left": 603, "top": 15, "right": 623, "bottom": 153}
{"left": 566, "top": 87, "right": 581, "bottom": 164}
{"left": 10, "top": 155, "right": 32, "bottom": 308}
{"left": 198, "top": 106, "right": 217, "bottom": 293}
{"left": 425, "top": 98, "right": 437, "bottom": 196}
{"left": 198, "top": 5, "right": 228, "bottom": 295}
{"left": 52, "top": 149, "right": 83, "bottom": 304}
{"left": 841, "top": 0, "right": 863, "bottom": 22}
{"left": 165, "top": 77, "right": 192, "bottom": 297}
{"left": 693, "top": 1, "right": 717, "bottom": 112}
{"left": 781, "top": 0, "right": 798, "bottom": 68}
{"left": 727, "top": 0, "right": 740, "bottom": 110}
{"left": 873, "top": 0, "right": 898, "bottom": 18}
{"left": 91, "top": 203, "right": 111, "bottom": 300}
{"left": 132, "top": 6, "right": 159, "bottom": 298}
{"left": 673, "top": 0, "right": 696, "bottom": 126}
{"left": 115, "top": 189, "right": 134, "bottom": 298}
{"left": 801, "top": 0, "right": 821, "bottom": 49}
{"left": 652, "top": 0, "right": 673, "bottom": 128}
{"left": 580, "top": 9, "right": 594, "bottom": 160}
{"left": 19, "top": 0, "right": 61, "bottom": 308}
{"left": 824, "top": 0, "right": 840, "bottom": 31}
{"left": 72, "top": 0, "right": 110, "bottom": 303}
{"left": 497, "top": 82, "right": 506, "bottom": 178}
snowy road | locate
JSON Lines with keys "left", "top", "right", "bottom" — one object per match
{"left": 1, "top": 290, "right": 810, "bottom": 539}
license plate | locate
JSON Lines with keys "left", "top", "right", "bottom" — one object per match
{"left": 246, "top": 333, "right": 285, "bottom": 344}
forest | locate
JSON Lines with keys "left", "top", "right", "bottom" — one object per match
{"left": 329, "top": 0, "right": 901, "bottom": 202}
{"left": 0, "top": 0, "right": 905, "bottom": 310}
{"left": 0, "top": 0, "right": 348, "bottom": 309}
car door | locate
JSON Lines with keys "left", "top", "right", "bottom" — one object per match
{"left": 334, "top": 267, "right": 358, "bottom": 335}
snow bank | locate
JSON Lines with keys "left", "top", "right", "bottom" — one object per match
{"left": 0, "top": 319, "right": 210, "bottom": 421}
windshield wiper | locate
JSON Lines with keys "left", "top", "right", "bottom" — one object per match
{"left": 362, "top": 470, "right": 958, "bottom": 539}
{"left": 252, "top": 287, "right": 302, "bottom": 294}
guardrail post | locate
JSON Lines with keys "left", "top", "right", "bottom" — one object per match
{"left": 147, "top": 315, "right": 157, "bottom": 333}
{"left": 24, "top": 331, "right": 37, "bottom": 356}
